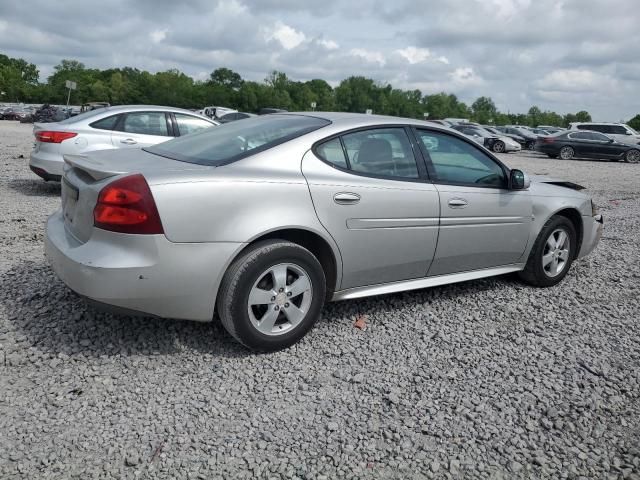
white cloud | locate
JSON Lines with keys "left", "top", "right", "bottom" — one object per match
{"left": 535, "top": 69, "right": 614, "bottom": 92}
{"left": 267, "top": 22, "right": 306, "bottom": 50}
{"left": 437, "top": 56, "right": 450, "bottom": 65}
{"left": 349, "top": 48, "right": 386, "bottom": 66}
{"left": 396, "top": 46, "right": 431, "bottom": 64}
{"left": 450, "top": 67, "right": 483, "bottom": 86}
{"left": 149, "top": 29, "right": 167, "bottom": 44}
{"left": 319, "top": 38, "right": 339, "bottom": 50}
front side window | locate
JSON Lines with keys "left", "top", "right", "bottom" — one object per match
{"left": 341, "top": 128, "right": 419, "bottom": 178}
{"left": 146, "top": 114, "right": 330, "bottom": 166}
{"left": 416, "top": 130, "right": 506, "bottom": 187}
{"left": 590, "top": 132, "right": 611, "bottom": 142}
{"left": 610, "top": 125, "right": 628, "bottom": 135}
{"left": 174, "top": 113, "right": 214, "bottom": 136}
{"left": 122, "top": 112, "right": 169, "bottom": 136}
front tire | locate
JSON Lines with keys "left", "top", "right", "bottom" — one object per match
{"left": 217, "top": 240, "right": 326, "bottom": 351}
{"left": 625, "top": 149, "right": 640, "bottom": 164}
{"left": 519, "top": 215, "right": 576, "bottom": 287}
{"left": 526, "top": 141, "right": 536, "bottom": 151}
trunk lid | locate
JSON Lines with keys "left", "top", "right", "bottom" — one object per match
{"left": 61, "top": 148, "right": 211, "bottom": 243}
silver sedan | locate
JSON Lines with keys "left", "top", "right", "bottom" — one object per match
{"left": 29, "top": 105, "right": 218, "bottom": 181}
{"left": 46, "top": 113, "right": 603, "bottom": 351}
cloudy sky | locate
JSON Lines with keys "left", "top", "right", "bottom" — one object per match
{"left": 1, "top": 0, "right": 639, "bottom": 120}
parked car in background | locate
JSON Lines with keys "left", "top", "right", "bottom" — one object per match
{"left": 538, "top": 125, "right": 564, "bottom": 134}
{"left": 536, "top": 130, "right": 640, "bottom": 163}
{"left": 46, "top": 112, "right": 603, "bottom": 351}
{"left": 532, "top": 128, "right": 552, "bottom": 136}
{"left": 484, "top": 126, "right": 527, "bottom": 148}
{"left": 428, "top": 120, "right": 454, "bottom": 127}
{"left": 451, "top": 124, "right": 498, "bottom": 149}
{"left": 80, "top": 102, "right": 110, "bottom": 113}
{"left": 201, "top": 106, "right": 237, "bottom": 119}
{"left": 569, "top": 122, "right": 640, "bottom": 144}
{"left": 452, "top": 124, "right": 521, "bottom": 153}
{"left": 217, "top": 112, "right": 257, "bottom": 123}
{"left": 498, "top": 126, "right": 538, "bottom": 150}
{"left": 258, "top": 108, "right": 289, "bottom": 115}
{"left": 29, "top": 105, "right": 219, "bottom": 181}
{"left": 1, "top": 106, "right": 30, "bottom": 121}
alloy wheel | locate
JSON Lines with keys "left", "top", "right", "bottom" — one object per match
{"left": 247, "top": 263, "right": 313, "bottom": 336}
{"left": 626, "top": 149, "right": 640, "bottom": 164}
{"left": 560, "top": 146, "right": 574, "bottom": 160}
{"left": 542, "top": 228, "right": 571, "bottom": 278}
{"left": 493, "top": 141, "right": 505, "bottom": 153}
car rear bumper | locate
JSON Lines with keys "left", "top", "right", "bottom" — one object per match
{"left": 45, "top": 210, "right": 244, "bottom": 321}
{"left": 578, "top": 214, "right": 603, "bottom": 259}
{"left": 30, "top": 149, "right": 64, "bottom": 177}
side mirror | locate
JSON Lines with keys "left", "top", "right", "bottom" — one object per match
{"left": 510, "top": 169, "right": 530, "bottom": 190}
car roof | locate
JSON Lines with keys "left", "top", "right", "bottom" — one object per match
{"left": 276, "top": 111, "right": 449, "bottom": 130}
{"left": 570, "top": 122, "right": 626, "bottom": 126}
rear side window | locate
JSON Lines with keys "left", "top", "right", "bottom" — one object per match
{"left": 90, "top": 115, "right": 120, "bottom": 131}
{"left": 174, "top": 113, "right": 213, "bottom": 136}
{"left": 145, "top": 115, "right": 330, "bottom": 166}
{"left": 122, "top": 112, "right": 169, "bottom": 136}
{"left": 315, "top": 128, "right": 420, "bottom": 179}
{"left": 315, "top": 138, "right": 348, "bottom": 168}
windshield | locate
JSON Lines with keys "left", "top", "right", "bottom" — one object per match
{"left": 145, "top": 114, "right": 331, "bottom": 166}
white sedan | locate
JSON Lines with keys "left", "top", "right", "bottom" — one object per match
{"left": 29, "top": 105, "right": 218, "bottom": 181}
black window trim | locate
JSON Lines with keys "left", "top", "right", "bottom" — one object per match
{"left": 311, "top": 124, "right": 430, "bottom": 184}
{"left": 412, "top": 126, "right": 511, "bottom": 190}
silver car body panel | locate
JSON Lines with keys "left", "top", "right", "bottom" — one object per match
{"left": 45, "top": 112, "right": 603, "bottom": 322}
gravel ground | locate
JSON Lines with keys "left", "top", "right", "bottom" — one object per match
{"left": 1, "top": 121, "right": 639, "bottom": 479}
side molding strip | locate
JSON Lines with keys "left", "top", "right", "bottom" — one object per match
{"left": 331, "top": 264, "right": 524, "bottom": 301}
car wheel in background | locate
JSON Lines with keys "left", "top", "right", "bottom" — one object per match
{"left": 547, "top": 154, "right": 558, "bottom": 159}
{"left": 559, "top": 146, "right": 574, "bottom": 160}
{"left": 217, "top": 240, "right": 326, "bottom": 351}
{"left": 518, "top": 215, "right": 576, "bottom": 287}
{"left": 625, "top": 149, "right": 640, "bottom": 164}
{"left": 526, "top": 141, "right": 536, "bottom": 150}
{"left": 493, "top": 141, "right": 505, "bottom": 153}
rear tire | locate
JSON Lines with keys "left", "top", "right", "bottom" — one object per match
{"left": 519, "top": 215, "right": 576, "bottom": 287}
{"left": 217, "top": 240, "right": 326, "bottom": 352}
{"left": 559, "top": 146, "right": 574, "bottom": 160}
{"left": 625, "top": 149, "right": 640, "bottom": 164}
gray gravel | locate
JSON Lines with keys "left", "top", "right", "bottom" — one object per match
{"left": 1, "top": 121, "right": 639, "bottom": 479}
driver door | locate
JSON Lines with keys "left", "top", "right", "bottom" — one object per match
{"left": 414, "top": 128, "right": 532, "bottom": 276}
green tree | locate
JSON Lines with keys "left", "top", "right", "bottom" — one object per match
{"left": 628, "top": 115, "right": 640, "bottom": 131}
{"left": 575, "top": 110, "right": 592, "bottom": 122}
{"left": 209, "top": 68, "right": 243, "bottom": 90}
{"left": 471, "top": 96, "right": 497, "bottom": 124}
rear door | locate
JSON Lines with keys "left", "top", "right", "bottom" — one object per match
{"left": 414, "top": 128, "right": 532, "bottom": 276}
{"left": 111, "top": 111, "right": 173, "bottom": 149}
{"left": 302, "top": 126, "right": 440, "bottom": 290}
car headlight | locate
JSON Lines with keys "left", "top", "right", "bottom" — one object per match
{"left": 591, "top": 200, "right": 599, "bottom": 216}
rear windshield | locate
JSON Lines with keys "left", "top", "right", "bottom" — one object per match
{"left": 145, "top": 114, "right": 331, "bottom": 166}
{"left": 58, "top": 108, "right": 112, "bottom": 124}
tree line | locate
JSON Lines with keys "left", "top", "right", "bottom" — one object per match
{"left": 2, "top": 53, "right": 638, "bottom": 129}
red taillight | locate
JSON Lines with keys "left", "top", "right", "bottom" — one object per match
{"left": 35, "top": 131, "right": 77, "bottom": 143}
{"left": 93, "top": 174, "right": 164, "bottom": 235}
{"left": 542, "top": 137, "right": 555, "bottom": 144}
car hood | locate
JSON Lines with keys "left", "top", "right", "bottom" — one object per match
{"left": 529, "top": 174, "right": 585, "bottom": 191}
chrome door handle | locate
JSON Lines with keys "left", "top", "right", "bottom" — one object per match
{"left": 448, "top": 198, "right": 468, "bottom": 208}
{"left": 120, "top": 138, "right": 137, "bottom": 145}
{"left": 334, "top": 192, "right": 361, "bottom": 205}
